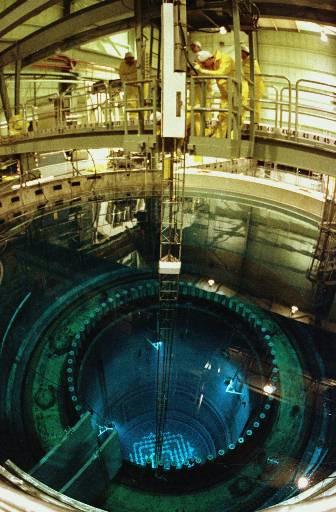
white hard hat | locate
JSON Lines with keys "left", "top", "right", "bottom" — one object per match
{"left": 125, "top": 52, "right": 134, "bottom": 59}
{"left": 197, "top": 50, "right": 213, "bottom": 62}
{"left": 241, "top": 45, "right": 250, "bottom": 54}
{"left": 191, "top": 40, "right": 202, "bottom": 49}
{"left": 149, "top": 111, "right": 162, "bottom": 122}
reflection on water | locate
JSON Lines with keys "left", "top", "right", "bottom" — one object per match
{"left": 0, "top": 192, "right": 319, "bottom": 338}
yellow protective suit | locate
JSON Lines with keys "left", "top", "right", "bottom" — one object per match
{"left": 119, "top": 60, "right": 138, "bottom": 122}
{"left": 191, "top": 75, "right": 213, "bottom": 136}
{"left": 8, "top": 114, "right": 29, "bottom": 136}
{"left": 242, "top": 57, "right": 265, "bottom": 124}
{"left": 195, "top": 50, "right": 235, "bottom": 138}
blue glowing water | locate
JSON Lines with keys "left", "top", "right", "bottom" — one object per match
{"left": 81, "top": 307, "right": 255, "bottom": 466}
{"left": 129, "top": 431, "right": 196, "bottom": 468}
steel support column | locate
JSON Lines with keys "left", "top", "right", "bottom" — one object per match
{"left": 63, "top": 0, "right": 71, "bottom": 16}
{"left": 155, "top": 0, "right": 187, "bottom": 469}
{"left": 14, "top": 57, "right": 21, "bottom": 115}
{"left": 0, "top": 0, "right": 59, "bottom": 39}
{"left": 134, "top": 0, "right": 145, "bottom": 133}
{"left": 248, "top": 31, "right": 256, "bottom": 156}
{"left": 307, "top": 176, "right": 336, "bottom": 302}
{"left": 0, "top": 1, "right": 134, "bottom": 68}
{"left": 232, "top": 0, "right": 242, "bottom": 155}
{"left": 0, "top": 69, "right": 12, "bottom": 122}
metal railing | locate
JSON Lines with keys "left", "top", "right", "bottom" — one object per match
{"left": 0, "top": 79, "right": 160, "bottom": 139}
{"left": 188, "top": 74, "right": 292, "bottom": 140}
{"left": 0, "top": 156, "right": 324, "bottom": 199}
{"left": 188, "top": 74, "right": 336, "bottom": 148}
{"left": 189, "top": 75, "right": 240, "bottom": 140}
{"left": 0, "top": 75, "right": 335, "bottom": 150}
{"left": 295, "top": 79, "right": 336, "bottom": 137}
{"left": 186, "top": 157, "right": 323, "bottom": 195}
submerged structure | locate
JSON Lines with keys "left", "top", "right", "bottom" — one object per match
{"left": 0, "top": 1, "right": 336, "bottom": 511}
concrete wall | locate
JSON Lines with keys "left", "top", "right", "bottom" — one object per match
{"left": 182, "top": 179, "right": 320, "bottom": 313}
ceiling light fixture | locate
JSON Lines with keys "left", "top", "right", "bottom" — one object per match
{"left": 219, "top": 26, "right": 227, "bottom": 35}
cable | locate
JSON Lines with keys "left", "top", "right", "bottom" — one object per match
{"left": 1, "top": 292, "right": 32, "bottom": 357}
{"left": 238, "top": 0, "right": 260, "bottom": 29}
{"left": 178, "top": 17, "right": 198, "bottom": 75}
{"left": 70, "top": 151, "right": 80, "bottom": 177}
{"left": 87, "top": 149, "right": 97, "bottom": 178}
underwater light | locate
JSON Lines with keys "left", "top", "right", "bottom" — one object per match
{"left": 297, "top": 476, "right": 309, "bottom": 489}
{"left": 263, "top": 383, "right": 276, "bottom": 395}
{"left": 290, "top": 305, "right": 299, "bottom": 316}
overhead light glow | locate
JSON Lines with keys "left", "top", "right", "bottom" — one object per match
{"left": 219, "top": 26, "right": 227, "bottom": 35}
{"left": 297, "top": 476, "right": 309, "bottom": 489}
{"left": 208, "top": 279, "right": 215, "bottom": 287}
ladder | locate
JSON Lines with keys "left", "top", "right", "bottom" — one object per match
{"left": 155, "top": 145, "right": 185, "bottom": 467}
{"left": 307, "top": 176, "right": 336, "bottom": 285}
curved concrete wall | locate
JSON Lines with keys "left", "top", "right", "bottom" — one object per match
{"left": 0, "top": 169, "right": 323, "bottom": 228}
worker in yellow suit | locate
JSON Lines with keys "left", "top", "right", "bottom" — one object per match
{"left": 194, "top": 49, "right": 235, "bottom": 138}
{"left": 190, "top": 41, "right": 203, "bottom": 109}
{"left": 241, "top": 45, "right": 265, "bottom": 125}
{"left": 118, "top": 52, "right": 138, "bottom": 123}
{"left": 189, "top": 41, "right": 213, "bottom": 136}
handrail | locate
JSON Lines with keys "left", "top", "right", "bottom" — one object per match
{"left": 185, "top": 159, "right": 323, "bottom": 194}
{"left": 0, "top": 162, "right": 323, "bottom": 217}
{"left": 263, "top": 84, "right": 279, "bottom": 128}
{"left": 295, "top": 79, "right": 336, "bottom": 137}
{"left": 25, "top": 90, "right": 60, "bottom": 107}
{"left": 279, "top": 86, "right": 293, "bottom": 130}
{"left": 189, "top": 75, "right": 239, "bottom": 139}
{"left": 296, "top": 78, "right": 336, "bottom": 91}
{"left": 0, "top": 75, "right": 335, "bottom": 153}
{"left": 123, "top": 78, "right": 157, "bottom": 136}
{"left": 259, "top": 74, "right": 292, "bottom": 135}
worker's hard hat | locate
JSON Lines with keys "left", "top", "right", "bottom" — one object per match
{"left": 149, "top": 111, "right": 162, "bottom": 122}
{"left": 125, "top": 52, "right": 134, "bottom": 59}
{"left": 197, "top": 50, "right": 213, "bottom": 62}
{"left": 191, "top": 41, "right": 202, "bottom": 49}
{"left": 241, "top": 44, "right": 250, "bottom": 54}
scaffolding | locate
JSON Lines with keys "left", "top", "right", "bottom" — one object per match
{"left": 155, "top": 144, "right": 186, "bottom": 467}
{"left": 153, "top": 0, "right": 187, "bottom": 468}
{"left": 307, "top": 176, "right": 336, "bottom": 286}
